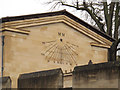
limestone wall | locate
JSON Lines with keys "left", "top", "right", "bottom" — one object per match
{"left": 3, "top": 22, "right": 109, "bottom": 87}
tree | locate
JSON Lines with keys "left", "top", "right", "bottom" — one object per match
{"left": 46, "top": 0, "right": 120, "bottom": 61}
{"left": 117, "top": 55, "right": 120, "bottom": 61}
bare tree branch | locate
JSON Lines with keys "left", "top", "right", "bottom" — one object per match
{"left": 108, "top": 2, "right": 115, "bottom": 36}
{"left": 84, "top": 8, "right": 105, "bottom": 32}
{"left": 117, "top": 38, "right": 120, "bottom": 47}
{"left": 114, "top": 2, "right": 119, "bottom": 40}
{"left": 117, "top": 48, "right": 120, "bottom": 51}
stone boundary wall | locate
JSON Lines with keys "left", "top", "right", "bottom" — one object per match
{"left": 73, "top": 61, "right": 120, "bottom": 89}
{"left": 1, "top": 61, "right": 120, "bottom": 89}
{"left": 18, "top": 68, "right": 63, "bottom": 89}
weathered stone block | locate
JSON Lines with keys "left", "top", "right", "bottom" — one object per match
{"left": 18, "top": 68, "right": 63, "bottom": 89}
{"left": 0, "top": 76, "right": 11, "bottom": 89}
{"left": 73, "top": 61, "right": 120, "bottom": 89}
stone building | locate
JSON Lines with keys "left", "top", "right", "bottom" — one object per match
{"left": 0, "top": 10, "right": 119, "bottom": 88}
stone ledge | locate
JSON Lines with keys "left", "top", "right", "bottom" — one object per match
{"left": 18, "top": 68, "right": 63, "bottom": 79}
{"left": 74, "top": 61, "right": 120, "bottom": 72}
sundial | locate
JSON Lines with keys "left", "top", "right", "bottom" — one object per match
{"left": 41, "top": 32, "right": 79, "bottom": 66}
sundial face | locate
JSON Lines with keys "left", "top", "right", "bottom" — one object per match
{"left": 41, "top": 32, "right": 79, "bottom": 66}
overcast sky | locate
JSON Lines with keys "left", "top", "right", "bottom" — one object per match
{"left": 0, "top": 0, "right": 82, "bottom": 18}
{"left": 0, "top": 0, "right": 52, "bottom": 18}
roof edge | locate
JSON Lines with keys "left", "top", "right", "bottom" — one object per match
{"left": 0, "top": 10, "right": 115, "bottom": 42}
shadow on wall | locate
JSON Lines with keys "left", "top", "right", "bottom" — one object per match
{"left": 0, "top": 61, "right": 120, "bottom": 90}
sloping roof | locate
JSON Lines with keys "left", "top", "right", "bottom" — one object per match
{"left": 1, "top": 10, "right": 115, "bottom": 42}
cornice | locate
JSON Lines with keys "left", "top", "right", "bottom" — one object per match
{"left": 2, "top": 15, "right": 112, "bottom": 46}
{"left": 90, "top": 42, "right": 110, "bottom": 48}
{"left": 0, "top": 27, "right": 30, "bottom": 35}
